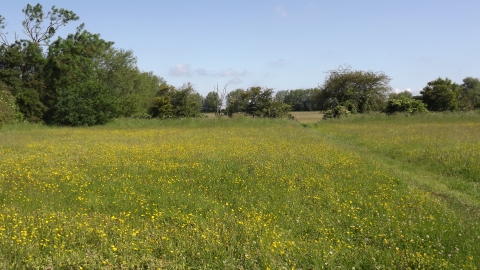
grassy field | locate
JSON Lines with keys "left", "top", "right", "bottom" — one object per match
{"left": 0, "top": 115, "right": 479, "bottom": 268}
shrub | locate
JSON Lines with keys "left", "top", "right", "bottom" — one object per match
{"left": 323, "top": 105, "right": 351, "bottom": 120}
{"left": 0, "top": 82, "right": 22, "bottom": 125}
{"left": 384, "top": 97, "right": 428, "bottom": 115}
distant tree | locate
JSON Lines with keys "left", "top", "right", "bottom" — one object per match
{"left": 319, "top": 66, "right": 391, "bottom": 113}
{"left": 245, "top": 86, "right": 290, "bottom": 118}
{"left": 148, "top": 84, "right": 175, "bottom": 118}
{"left": 171, "top": 83, "right": 202, "bottom": 117}
{"left": 213, "top": 83, "right": 227, "bottom": 116}
{"left": 384, "top": 97, "right": 428, "bottom": 115}
{"left": 149, "top": 83, "right": 202, "bottom": 118}
{"left": 276, "top": 88, "right": 319, "bottom": 111}
{"left": 459, "top": 77, "right": 480, "bottom": 110}
{"left": 225, "top": 88, "right": 250, "bottom": 116}
{"left": 203, "top": 91, "right": 220, "bottom": 112}
{"left": 421, "top": 78, "right": 460, "bottom": 111}
{"left": 389, "top": 90, "right": 413, "bottom": 99}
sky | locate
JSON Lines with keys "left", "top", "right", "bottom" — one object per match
{"left": 1, "top": 0, "right": 479, "bottom": 96}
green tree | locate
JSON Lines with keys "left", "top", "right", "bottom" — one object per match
{"left": 245, "top": 86, "right": 290, "bottom": 118}
{"left": 319, "top": 66, "right": 391, "bottom": 113}
{"left": 170, "top": 83, "right": 202, "bottom": 117}
{"left": 421, "top": 78, "right": 460, "bottom": 111}
{"left": 0, "top": 81, "right": 21, "bottom": 124}
{"left": 389, "top": 90, "right": 413, "bottom": 99}
{"left": 0, "top": 4, "right": 79, "bottom": 122}
{"left": 276, "top": 88, "right": 319, "bottom": 111}
{"left": 0, "top": 42, "right": 47, "bottom": 122}
{"left": 148, "top": 84, "right": 175, "bottom": 119}
{"left": 43, "top": 25, "right": 116, "bottom": 125}
{"left": 203, "top": 91, "right": 220, "bottom": 112}
{"left": 148, "top": 83, "right": 202, "bottom": 118}
{"left": 384, "top": 97, "right": 428, "bottom": 115}
{"left": 459, "top": 77, "right": 480, "bottom": 110}
{"left": 20, "top": 4, "right": 79, "bottom": 46}
{"left": 96, "top": 48, "right": 162, "bottom": 117}
{"left": 225, "top": 88, "right": 250, "bottom": 116}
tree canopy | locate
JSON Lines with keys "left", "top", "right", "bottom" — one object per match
{"left": 420, "top": 78, "right": 460, "bottom": 112}
{"left": 0, "top": 4, "right": 165, "bottom": 126}
{"left": 318, "top": 66, "right": 391, "bottom": 114}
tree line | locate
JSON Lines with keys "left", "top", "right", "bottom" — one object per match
{"left": 1, "top": 4, "right": 479, "bottom": 126}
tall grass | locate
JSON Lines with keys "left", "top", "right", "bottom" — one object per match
{"left": 316, "top": 111, "right": 480, "bottom": 212}
{"left": 0, "top": 117, "right": 479, "bottom": 268}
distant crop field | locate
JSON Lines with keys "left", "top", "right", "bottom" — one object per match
{"left": 0, "top": 116, "right": 479, "bottom": 268}
{"left": 203, "top": 111, "right": 323, "bottom": 123}
{"left": 289, "top": 111, "right": 323, "bottom": 123}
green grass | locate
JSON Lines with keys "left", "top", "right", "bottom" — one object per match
{"left": 0, "top": 115, "right": 479, "bottom": 268}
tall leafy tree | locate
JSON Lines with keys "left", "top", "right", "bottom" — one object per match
{"left": 43, "top": 25, "right": 116, "bottom": 125}
{"left": 170, "top": 83, "right": 202, "bottom": 117}
{"left": 203, "top": 91, "right": 220, "bottom": 112}
{"left": 0, "top": 42, "right": 46, "bottom": 121}
{"left": 225, "top": 88, "right": 250, "bottom": 116}
{"left": 319, "top": 66, "right": 391, "bottom": 113}
{"left": 148, "top": 83, "right": 202, "bottom": 118}
{"left": 0, "top": 4, "right": 79, "bottom": 122}
{"left": 459, "top": 77, "right": 480, "bottom": 110}
{"left": 421, "top": 78, "right": 460, "bottom": 111}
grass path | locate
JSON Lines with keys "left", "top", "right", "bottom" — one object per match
{"left": 311, "top": 113, "right": 480, "bottom": 218}
{"left": 311, "top": 127, "right": 480, "bottom": 216}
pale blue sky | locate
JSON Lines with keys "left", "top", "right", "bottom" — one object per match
{"left": 2, "top": 1, "right": 479, "bottom": 96}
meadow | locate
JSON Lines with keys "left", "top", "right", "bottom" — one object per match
{"left": 0, "top": 115, "right": 479, "bottom": 268}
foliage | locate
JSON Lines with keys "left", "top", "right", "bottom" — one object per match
{"left": 421, "top": 77, "right": 460, "bottom": 111}
{"left": 148, "top": 83, "right": 202, "bottom": 119}
{"left": 96, "top": 49, "right": 164, "bottom": 118}
{"left": 275, "top": 88, "right": 320, "bottom": 111}
{"left": 202, "top": 91, "right": 220, "bottom": 112}
{"left": 1, "top": 4, "right": 165, "bottom": 126}
{"left": 43, "top": 25, "right": 116, "bottom": 126}
{"left": 319, "top": 66, "right": 391, "bottom": 113}
{"left": 224, "top": 86, "right": 291, "bottom": 118}
{"left": 323, "top": 105, "right": 351, "bottom": 119}
{"left": 384, "top": 96, "right": 428, "bottom": 115}
{"left": 459, "top": 77, "right": 480, "bottom": 110}
{"left": 225, "top": 88, "right": 250, "bottom": 116}
{"left": 388, "top": 90, "right": 413, "bottom": 99}
{"left": 0, "top": 42, "right": 47, "bottom": 122}
{"left": 21, "top": 3, "right": 80, "bottom": 46}
{"left": 0, "top": 81, "right": 21, "bottom": 124}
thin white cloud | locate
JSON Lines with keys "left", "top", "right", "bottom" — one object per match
{"left": 195, "top": 68, "right": 209, "bottom": 76}
{"left": 219, "top": 68, "right": 247, "bottom": 77}
{"left": 275, "top": 5, "right": 288, "bottom": 18}
{"left": 228, "top": 78, "right": 243, "bottom": 84}
{"left": 194, "top": 67, "right": 247, "bottom": 77}
{"left": 268, "top": 59, "right": 285, "bottom": 67}
{"left": 169, "top": 64, "right": 191, "bottom": 76}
